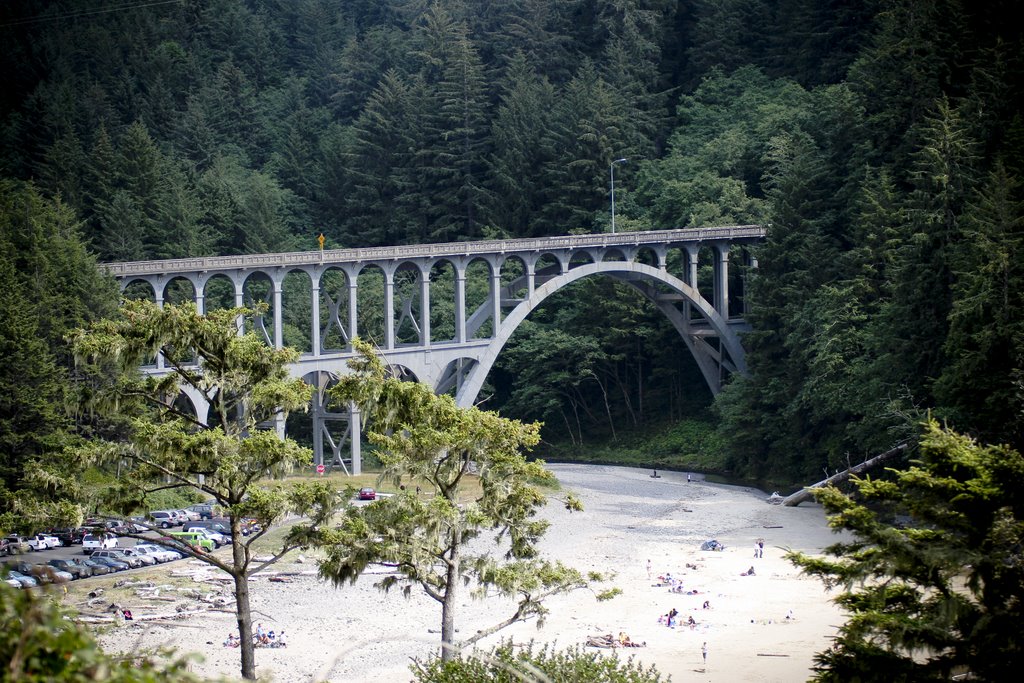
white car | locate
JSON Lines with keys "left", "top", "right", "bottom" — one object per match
{"left": 118, "top": 547, "right": 157, "bottom": 566}
{"left": 27, "top": 534, "right": 60, "bottom": 551}
{"left": 82, "top": 533, "right": 118, "bottom": 554}
{"left": 133, "top": 544, "right": 180, "bottom": 563}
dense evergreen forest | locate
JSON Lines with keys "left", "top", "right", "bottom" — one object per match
{"left": 1, "top": 0, "right": 1022, "bottom": 486}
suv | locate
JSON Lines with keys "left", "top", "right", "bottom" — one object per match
{"left": 149, "top": 511, "right": 178, "bottom": 529}
{"left": 92, "top": 549, "right": 143, "bottom": 568}
{"left": 3, "top": 536, "right": 30, "bottom": 554}
{"left": 187, "top": 504, "right": 214, "bottom": 520}
{"left": 82, "top": 533, "right": 118, "bottom": 554}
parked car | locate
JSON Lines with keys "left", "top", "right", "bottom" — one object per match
{"left": 130, "top": 544, "right": 175, "bottom": 563}
{"left": 187, "top": 504, "right": 215, "bottom": 520}
{"left": 358, "top": 487, "right": 377, "bottom": 500}
{"left": 149, "top": 543, "right": 184, "bottom": 561}
{"left": 27, "top": 534, "right": 61, "bottom": 551}
{"left": 47, "top": 558, "right": 91, "bottom": 579}
{"left": 92, "top": 549, "right": 143, "bottom": 569}
{"left": 4, "top": 536, "right": 30, "bottom": 554}
{"left": 185, "top": 520, "right": 233, "bottom": 539}
{"left": 168, "top": 531, "right": 214, "bottom": 552}
{"left": 68, "top": 557, "right": 98, "bottom": 576}
{"left": 48, "top": 528, "right": 87, "bottom": 546}
{"left": 118, "top": 547, "right": 157, "bottom": 566}
{"left": 176, "top": 508, "right": 201, "bottom": 523}
{"left": 195, "top": 528, "right": 227, "bottom": 547}
{"left": 182, "top": 524, "right": 227, "bottom": 547}
{"left": 129, "top": 516, "right": 150, "bottom": 532}
{"left": 11, "top": 561, "right": 70, "bottom": 584}
{"left": 4, "top": 575, "right": 21, "bottom": 589}
{"left": 80, "top": 558, "right": 112, "bottom": 575}
{"left": 2, "top": 568, "right": 38, "bottom": 587}
{"left": 0, "top": 538, "right": 10, "bottom": 556}
{"left": 148, "top": 511, "right": 178, "bottom": 529}
{"left": 82, "top": 532, "right": 118, "bottom": 554}
{"left": 89, "top": 555, "right": 129, "bottom": 572}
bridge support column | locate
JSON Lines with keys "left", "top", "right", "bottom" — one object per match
{"left": 272, "top": 274, "right": 283, "bottom": 349}
{"left": 155, "top": 291, "right": 165, "bottom": 370}
{"left": 455, "top": 268, "right": 467, "bottom": 343}
{"left": 744, "top": 255, "right": 758, "bottom": 315}
{"left": 419, "top": 269, "right": 431, "bottom": 347}
{"left": 234, "top": 277, "right": 245, "bottom": 335}
{"left": 310, "top": 380, "right": 361, "bottom": 475}
{"left": 347, "top": 278, "right": 358, "bottom": 350}
{"left": 685, "top": 247, "right": 699, "bottom": 322}
{"left": 311, "top": 280, "right": 321, "bottom": 356}
{"left": 714, "top": 245, "right": 730, "bottom": 318}
{"left": 349, "top": 404, "right": 361, "bottom": 475}
{"left": 490, "top": 270, "right": 501, "bottom": 338}
{"left": 526, "top": 261, "right": 536, "bottom": 296}
{"left": 384, "top": 270, "right": 395, "bottom": 350}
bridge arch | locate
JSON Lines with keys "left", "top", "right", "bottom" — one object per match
{"left": 454, "top": 261, "right": 746, "bottom": 408}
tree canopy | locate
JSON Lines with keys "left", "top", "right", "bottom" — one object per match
{"left": 317, "top": 340, "right": 613, "bottom": 660}
{"left": 789, "top": 419, "right": 1024, "bottom": 681}
{"left": 68, "top": 300, "right": 338, "bottom": 680}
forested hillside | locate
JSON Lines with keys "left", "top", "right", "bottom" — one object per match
{"left": 1, "top": 0, "right": 1022, "bottom": 484}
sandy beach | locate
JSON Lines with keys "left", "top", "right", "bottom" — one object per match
{"left": 94, "top": 464, "right": 846, "bottom": 682}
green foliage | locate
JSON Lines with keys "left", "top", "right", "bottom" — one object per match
{"left": 0, "top": 580, "right": 202, "bottom": 682}
{"left": 545, "top": 417, "right": 727, "bottom": 473}
{"left": 0, "top": 179, "right": 118, "bottom": 533}
{"left": 68, "top": 300, "right": 339, "bottom": 680}
{"left": 411, "top": 639, "right": 666, "bottom": 682}
{"left": 789, "top": 420, "right": 1024, "bottom": 681}
{"left": 319, "top": 340, "right": 610, "bottom": 660}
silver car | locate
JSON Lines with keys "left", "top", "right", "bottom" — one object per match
{"left": 119, "top": 547, "right": 157, "bottom": 566}
{"left": 3, "top": 569, "right": 38, "bottom": 587}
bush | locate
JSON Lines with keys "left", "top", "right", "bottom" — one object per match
{"left": 0, "top": 580, "right": 201, "bottom": 682}
{"left": 411, "top": 640, "right": 667, "bottom": 682}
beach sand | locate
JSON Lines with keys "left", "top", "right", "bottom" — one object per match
{"left": 95, "top": 464, "right": 846, "bottom": 682}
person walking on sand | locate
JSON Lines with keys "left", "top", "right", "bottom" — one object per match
{"left": 758, "top": 539, "right": 764, "bottom": 558}
{"left": 701, "top": 642, "right": 708, "bottom": 668}
{"left": 646, "top": 558, "right": 652, "bottom": 579}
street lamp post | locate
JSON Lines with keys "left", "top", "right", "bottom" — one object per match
{"left": 610, "top": 157, "right": 627, "bottom": 233}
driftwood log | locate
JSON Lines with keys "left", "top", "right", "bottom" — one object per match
{"left": 782, "top": 443, "right": 908, "bottom": 507}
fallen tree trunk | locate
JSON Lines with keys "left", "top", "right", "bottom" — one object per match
{"left": 783, "top": 443, "right": 908, "bottom": 507}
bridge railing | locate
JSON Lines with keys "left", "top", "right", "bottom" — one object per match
{"left": 101, "top": 226, "right": 766, "bottom": 278}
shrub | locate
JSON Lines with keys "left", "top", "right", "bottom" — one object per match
{"left": 411, "top": 640, "right": 667, "bottom": 682}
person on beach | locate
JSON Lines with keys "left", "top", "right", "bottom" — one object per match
{"left": 702, "top": 642, "right": 708, "bottom": 668}
{"left": 703, "top": 600, "right": 711, "bottom": 609}
{"left": 741, "top": 566, "right": 755, "bottom": 576}
{"left": 646, "top": 559, "right": 651, "bottom": 579}
{"left": 758, "top": 540, "right": 765, "bottom": 558}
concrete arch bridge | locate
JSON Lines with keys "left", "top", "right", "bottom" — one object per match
{"left": 104, "top": 226, "right": 765, "bottom": 474}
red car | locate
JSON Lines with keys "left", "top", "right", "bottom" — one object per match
{"left": 357, "top": 487, "right": 376, "bottom": 501}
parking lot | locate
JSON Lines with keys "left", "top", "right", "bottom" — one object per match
{"left": 3, "top": 523, "right": 230, "bottom": 587}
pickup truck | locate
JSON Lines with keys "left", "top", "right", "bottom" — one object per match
{"left": 27, "top": 534, "right": 61, "bottom": 551}
{"left": 82, "top": 532, "right": 118, "bottom": 554}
